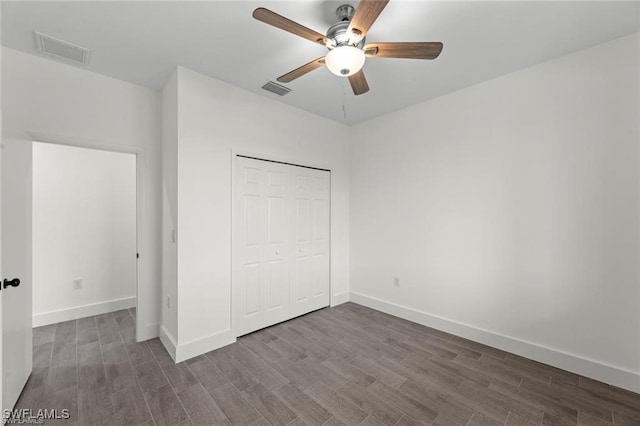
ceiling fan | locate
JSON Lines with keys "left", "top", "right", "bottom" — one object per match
{"left": 252, "top": 0, "right": 443, "bottom": 96}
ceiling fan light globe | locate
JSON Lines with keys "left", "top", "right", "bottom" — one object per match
{"left": 325, "top": 46, "right": 365, "bottom": 77}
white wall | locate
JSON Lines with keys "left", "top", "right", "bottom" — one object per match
{"left": 350, "top": 33, "right": 640, "bottom": 392}
{"left": 163, "top": 67, "right": 350, "bottom": 361}
{"left": 161, "top": 70, "right": 178, "bottom": 351}
{"left": 32, "top": 143, "right": 136, "bottom": 326}
{"left": 2, "top": 47, "right": 162, "bottom": 340}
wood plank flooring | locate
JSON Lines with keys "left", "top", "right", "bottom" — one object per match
{"left": 17, "top": 303, "right": 640, "bottom": 425}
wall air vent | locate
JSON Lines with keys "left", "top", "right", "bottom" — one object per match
{"left": 261, "top": 81, "right": 291, "bottom": 96}
{"left": 34, "top": 31, "right": 91, "bottom": 65}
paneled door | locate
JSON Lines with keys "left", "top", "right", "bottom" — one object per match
{"left": 1, "top": 137, "right": 33, "bottom": 411}
{"left": 234, "top": 157, "right": 292, "bottom": 336}
{"left": 233, "top": 156, "right": 330, "bottom": 336}
{"left": 290, "top": 168, "right": 330, "bottom": 317}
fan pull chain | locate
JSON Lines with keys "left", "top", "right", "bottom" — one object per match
{"left": 342, "top": 79, "right": 347, "bottom": 119}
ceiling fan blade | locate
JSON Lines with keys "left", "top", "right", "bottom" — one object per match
{"left": 277, "top": 57, "right": 326, "bottom": 83}
{"left": 253, "top": 8, "right": 329, "bottom": 47}
{"left": 348, "top": 0, "right": 390, "bottom": 40}
{"left": 364, "top": 42, "right": 443, "bottom": 59}
{"left": 348, "top": 70, "right": 369, "bottom": 96}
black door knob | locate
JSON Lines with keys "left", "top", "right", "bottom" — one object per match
{"left": 3, "top": 278, "right": 20, "bottom": 289}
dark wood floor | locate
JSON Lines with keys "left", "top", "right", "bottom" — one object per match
{"left": 16, "top": 302, "right": 640, "bottom": 425}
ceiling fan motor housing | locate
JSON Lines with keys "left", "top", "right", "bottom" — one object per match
{"left": 327, "top": 21, "right": 365, "bottom": 48}
{"left": 326, "top": 4, "right": 365, "bottom": 49}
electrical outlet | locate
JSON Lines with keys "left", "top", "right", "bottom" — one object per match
{"left": 73, "top": 279, "right": 83, "bottom": 290}
{"left": 393, "top": 276, "right": 400, "bottom": 287}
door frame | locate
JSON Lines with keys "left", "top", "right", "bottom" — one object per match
{"left": 230, "top": 149, "right": 333, "bottom": 337}
{"left": 27, "top": 131, "right": 145, "bottom": 340}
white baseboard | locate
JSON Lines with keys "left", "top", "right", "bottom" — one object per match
{"left": 32, "top": 297, "right": 136, "bottom": 327}
{"left": 331, "top": 292, "right": 350, "bottom": 306}
{"left": 174, "top": 329, "right": 236, "bottom": 363}
{"left": 350, "top": 292, "right": 640, "bottom": 393}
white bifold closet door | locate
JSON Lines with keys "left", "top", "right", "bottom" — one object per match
{"left": 234, "top": 156, "right": 330, "bottom": 336}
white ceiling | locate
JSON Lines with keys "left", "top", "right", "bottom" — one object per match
{"left": 2, "top": 1, "right": 639, "bottom": 125}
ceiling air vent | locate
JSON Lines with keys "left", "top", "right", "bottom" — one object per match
{"left": 261, "top": 81, "right": 291, "bottom": 96}
{"left": 34, "top": 31, "right": 91, "bottom": 65}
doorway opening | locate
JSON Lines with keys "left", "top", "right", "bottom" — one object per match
{"left": 31, "top": 142, "right": 138, "bottom": 333}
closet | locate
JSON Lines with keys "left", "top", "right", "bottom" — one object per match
{"left": 233, "top": 156, "right": 330, "bottom": 336}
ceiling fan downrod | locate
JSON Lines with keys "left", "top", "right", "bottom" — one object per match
{"left": 336, "top": 4, "right": 355, "bottom": 22}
